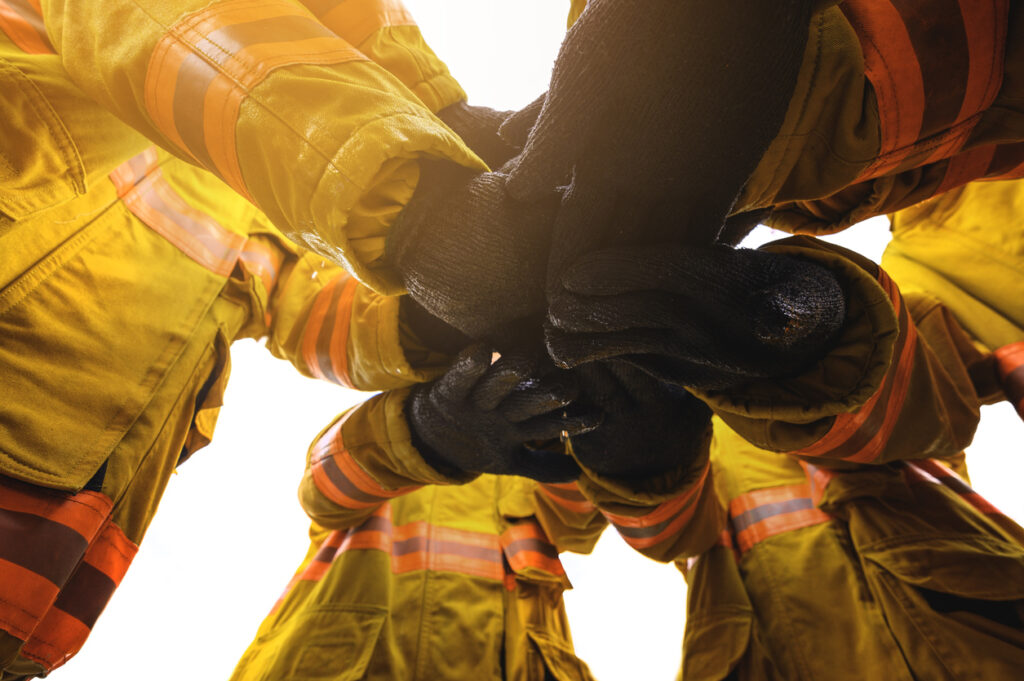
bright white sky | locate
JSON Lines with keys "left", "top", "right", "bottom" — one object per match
{"left": 63, "top": 2, "right": 1024, "bottom": 680}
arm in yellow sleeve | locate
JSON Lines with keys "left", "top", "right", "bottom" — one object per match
{"left": 697, "top": 237, "right": 987, "bottom": 466}
{"left": 572, "top": 450, "right": 726, "bottom": 564}
{"left": 298, "top": 388, "right": 469, "bottom": 530}
{"left": 40, "top": 0, "right": 485, "bottom": 294}
{"left": 530, "top": 481, "right": 608, "bottom": 556}
{"left": 255, "top": 242, "right": 451, "bottom": 392}
{"left": 301, "top": 0, "right": 465, "bottom": 114}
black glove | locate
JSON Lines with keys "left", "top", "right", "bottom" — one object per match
{"left": 568, "top": 362, "right": 712, "bottom": 481}
{"left": 406, "top": 344, "right": 601, "bottom": 482}
{"left": 437, "top": 101, "right": 521, "bottom": 170}
{"left": 546, "top": 244, "right": 846, "bottom": 389}
{"left": 386, "top": 161, "right": 559, "bottom": 341}
{"left": 503, "top": 0, "right": 814, "bottom": 274}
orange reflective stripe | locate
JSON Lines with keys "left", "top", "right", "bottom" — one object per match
{"left": 108, "top": 147, "right": 161, "bottom": 197}
{"left": 19, "top": 522, "right": 136, "bottom": 672}
{"left": 982, "top": 143, "right": 1024, "bottom": 181}
{"left": 0, "top": 559, "right": 59, "bottom": 640}
{"left": 301, "top": 274, "right": 358, "bottom": 387}
{"left": 310, "top": 0, "right": 417, "bottom": 47}
{"left": 0, "top": 0, "right": 53, "bottom": 54}
{"left": 239, "top": 238, "right": 285, "bottom": 296}
{"left": 995, "top": 341, "right": 1024, "bottom": 420}
{"left": 843, "top": 0, "right": 1007, "bottom": 180}
{"left": 0, "top": 481, "right": 111, "bottom": 642}
{"left": 903, "top": 459, "right": 1005, "bottom": 515}
{"left": 539, "top": 481, "right": 597, "bottom": 514}
{"left": 0, "top": 480, "right": 112, "bottom": 540}
{"left": 796, "top": 270, "right": 917, "bottom": 463}
{"left": 956, "top": 0, "right": 1007, "bottom": 124}
{"left": 842, "top": 0, "right": 925, "bottom": 172}
{"left": 18, "top": 608, "right": 89, "bottom": 671}
{"left": 728, "top": 483, "right": 831, "bottom": 554}
{"left": 932, "top": 144, "right": 998, "bottom": 197}
{"left": 309, "top": 412, "right": 421, "bottom": 510}
{"left": 288, "top": 505, "right": 507, "bottom": 588}
{"left": 602, "top": 460, "right": 711, "bottom": 550}
{"left": 0, "top": 479, "right": 124, "bottom": 671}
{"left": 501, "top": 521, "right": 565, "bottom": 576}
{"left": 144, "top": 0, "right": 366, "bottom": 197}
{"left": 111, "top": 158, "right": 246, "bottom": 277}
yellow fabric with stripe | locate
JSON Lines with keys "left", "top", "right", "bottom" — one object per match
{"left": 882, "top": 179, "right": 1024, "bottom": 352}
{"left": 0, "top": 12, "right": 472, "bottom": 673}
{"left": 695, "top": 237, "right": 985, "bottom": 467}
{"left": 38, "top": 0, "right": 486, "bottom": 294}
{"left": 681, "top": 423, "right": 1024, "bottom": 681}
{"left": 233, "top": 476, "right": 600, "bottom": 681}
{"left": 740, "top": 1, "right": 1024, "bottom": 236}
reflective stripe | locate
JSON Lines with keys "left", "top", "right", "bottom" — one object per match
{"left": 904, "top": 459, "right": 1004, "bottom": 516}
{"left": 994, "top": 341, "right": 1024, "bottom": 420}
{"left": 143, "top": 0, "right": 365, "bottom": 197}
{"left": 108, "top": 147, "right": 160, "bottom": 197}
{"left": 271, "top": 506, "right": 566, "bottom": 613}
{"left": 796, "top": 269, "right": 917, "bottom": 463}
{"left": 501, "top": 521, "right": 565, "bottom": 576}
{"left": 602, "top": 460, "right": 710, "bottom": 550}
{"left": 109, "top": 150, "right": 245, "bottom": 276}
{"left": 306, "top": 0, "right": 417, "bottom": 46}
{"left": 19, "top": 522, "right": 137, "bottom": 671}
{"left": 0, "top": 0, "right": 53, "bottom": 54}
{"left": 728, "top": 483, "right": 831, "bottom": 554}
{"left": 842, "top": 0, "right": 1007, "bottom": 181}
{"left": 309, "top": 412, "right": 421, "bottom": 510}
{"left": 300, "top": 274, "right": 358, "bottom": 387}
{"left": 538, "top": 482, "right": 597, "bottom": 515}
{"left": 295, "top": 505, "right": 505, "bottom": 583}
{"left": 0, "top": 477, "right": 135, "bottom": 672}
{"left": 239, "top": 238, "right": 285, "bottom": 296}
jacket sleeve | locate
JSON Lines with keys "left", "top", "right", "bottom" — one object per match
{"left": 528, "top": 481, "right": 608, "bottom": 556}
{"left": 239, "top": 235, "right": 451, "bottom": 391}
{"left": 39, "top": 0, "right": 485, "bottom": 295}
{"left": 556, "top": 434, "right": 727, "bottom": 563}
{"left": 695, "top": 236, "right": 987, "bottom": 466}
{"left": 297, "top": 388, "right": 470, "bottom": 529}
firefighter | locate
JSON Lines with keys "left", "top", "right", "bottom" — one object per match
{"left": 230, "top": 348, "right": 608, "bottom": 681}
{"left": 0, "top": 2, "right": 550, "bottom": 676}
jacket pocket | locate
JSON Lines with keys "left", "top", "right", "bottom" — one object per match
{"left": 258, "top": 605, "right": 387, "bottom": 681}
{"left": 525, "top": 628, "right": 597, "bottom": 681}
{"left": 855, "top": 521, "right": 1024, "bottom": 679}
{"left": 0, "top": 59, "right": 85, "bottom": 220}
{"left": 0, "top": 204, "right": 225, "bottom": 490}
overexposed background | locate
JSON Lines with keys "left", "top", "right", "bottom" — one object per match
{"left": 63, "top": 2, "right": 1024, "bottom": 680}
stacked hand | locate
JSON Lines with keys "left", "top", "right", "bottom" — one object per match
{"left": 568, "top": 361, "right": 712, "bottom": 481}
{"left": 406, "top": 344, "right": 601, "bottom": 483}
{"left": 503, "top": 0, "right": 815, "bottom": 277}
{"left": 546, "top": 244, "right": 846, "bottom": 389}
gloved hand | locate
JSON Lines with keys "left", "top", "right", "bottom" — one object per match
{"left": 568, "top": 361, "right": 712, "bottom": 481}
{"left": 545, "top": 244, "right": 846, "bottom": 389}
{"left": 436, "top": 101, "right": 520, "bottom": 170}
{"left": 503, "top": 0, "right": 814, "bottom": 274}
{"left": 406, "top": 344, "right": 601, "bottom": 482}
{"left": 386, "top": 161, "right": 559, "bottom": 341}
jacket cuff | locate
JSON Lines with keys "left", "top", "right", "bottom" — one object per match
{"left": 693, "top": 236, "right": 897, "bottom": 450}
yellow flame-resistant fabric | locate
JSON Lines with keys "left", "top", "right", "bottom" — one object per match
{"left": 0, "top": 12, "right": 478, "bottom": 672}
{"left": 742, "top": 3, "right": 1024, "bottom": 236}
{"left": 233, "top": 476, "right": 600, "bottom": 681}
{"left": 38, "top": 0, "right": 485, "bottom": 294}
{"left": 882, "top": 179, "right": 1024, "bottom": 352}
{"left": 680, "top": 422, "right": 1024, "bottom": 681}
{"left": 695, "top": 237, "right": 987, "bottom": 467}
